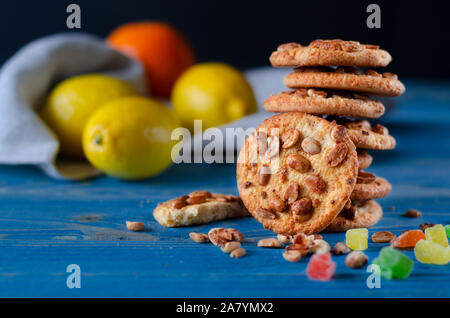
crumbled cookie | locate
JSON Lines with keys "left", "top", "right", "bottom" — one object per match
{"left": 153, "top": 192, "right": 250, "bottom": 227}
{"left": 284, "top": 67, "right": 405, "bottom": 96}
{"left": 270, "top": 40, "right": 392, "bottom": 68}
{"left": 263, "top": 89, "right": 385, "bottom": 118}
{"left": 237, "top": 112, "right": 358, "bottom": 235}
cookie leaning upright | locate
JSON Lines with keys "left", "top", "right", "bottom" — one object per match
{"left": 236, "top": 112, "right": 358, "bottom": 235}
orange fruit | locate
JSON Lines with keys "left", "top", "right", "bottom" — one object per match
{"left": 107, "top": 22, "right": 194, "bottom": 98}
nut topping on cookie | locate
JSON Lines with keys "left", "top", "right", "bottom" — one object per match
{"left": 326, "top": 142, "right": 349, "bottom": 167}
{"left": 364, "top": 69, "right": 382, "bottom": 77}
{"left": 331, "top": 125, "right": 347, "bottom": 142}
{"left": 305, "top": 175, "right": 327, "bottom": 193}
{"left": 269, "top": 195, "right": 287, "bottom": 212}
{"left": 291, "top": 198, "right": 313, "bottom": 217}
{"left": 301, "top": 137, "right": 321, "bottom": 155}
{"left": 266, "top": 136, "right": 280, "bottom": 158}
{"left": 283, "top": 182, "right": 300, "bottom": 204}
{"left": 372, "top": 124, "right": 389, "bottom": 135}
{"left": 287, "top": 154, "right": 311, "bottom": 173}
{"left": 258, "top": 165, "right": 271, "bottom": 185}
{"left": 172, "top": 195, "right": 188, "bottom": 209}
{"left": 187, "top": 191, "right": 211, "bottom": 205}
{"left": 256, "top": 207, "right": 277, "bottom": 220}
{"left": 281, "top": 129, "right": 301, "bottom": 149}
{"left": 357, "top": 171, "right": 377, "bottom": 184}
{"left": 256, "top": 131, "right": 268, "bottom": 155}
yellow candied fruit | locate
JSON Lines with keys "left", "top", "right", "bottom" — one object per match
{"left": 425, "top": 224, "right": 449, "bottom": 247}
{"left": 346, "top": 228, "right": 368, "bottom": 251}
{"left": 414, "top": 239, "right": 450, "bottom": 265}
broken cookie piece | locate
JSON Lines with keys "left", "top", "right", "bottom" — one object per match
{"left": 153, "top": 191, "right": 250, "bottom": 227}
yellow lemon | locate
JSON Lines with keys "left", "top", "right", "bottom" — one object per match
{"left": 40, "top": 74, "right": 139, "bottom": 158}
{"left": 171, "top": 62, "right": 257, "bottom": 131}
{"left": 82, "top": 96, "right": 180, "bottom": 180}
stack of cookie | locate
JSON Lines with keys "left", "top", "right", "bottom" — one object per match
{"left": 237, "top": 39, "right": 405, "bottom": 235}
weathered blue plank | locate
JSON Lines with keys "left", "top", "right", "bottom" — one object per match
{"left": 0, "top": 79, "right": 449, "bottom": 297}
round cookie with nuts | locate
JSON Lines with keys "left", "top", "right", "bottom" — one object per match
{"left": 263, "top": 89, "right": 385, "bottom": 119}
{"left": 351, "top": 171, "right": 392, "bottom": 201}
{"left": 270, "top": 40, "right": 392, "bottom": 68}
{"left": 236, "top": 112, "right": 358, "bottom": 235}
{"left": 326, "top": 118, "right": 396, "bottom": 150}
{"left": 284, "top": 67, "right": 405, "bottom": 97}
{"left": 324, "top": 199, "right": 383, "bottom": 233}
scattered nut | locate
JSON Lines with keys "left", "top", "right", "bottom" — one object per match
{"left": 208, "top": 228, "right": 244, "bottom": 246}
{"left": 287, "top": 154, "right": 311, "bottom": 173}
{"left": 277, "top": 234, "right": 292, "bottom": 244}
{"left": 285, "top": 244, "right": 310, "bottom": 256}
{"left": 126, "top": 221, "right": 145, "bottom": 232}
{"left": 404, "top": 209, "right": 422, "bottom": 218}
{"left": 292, "top": 233, "right": 309, "bottom": 247}
{"left": 310, "top": 239, "right": 331, "bottom": 254}
{"left": 301, "top": 137, "right": 321, "bottom": 155}
{"left": 189, "top": 232, "right": 209, "bottom": 243}
{"left": 221, "top": 241, "right": 241, "bottom": 253}
{"left": 281, "top": 129, "right": 301, "bottom": 149}
{"left": 372, "top": 231, "right": 396, "bottom": 243}
{"left": 257, "top": 238, "right": 283, "bottom": 248}
{"left": 345, "top": 251, "right": 369, "bottom": 268}
{"left": 283, "top": 250, "right": 302, "bottom": 262}
{"left": 333, "top": 242, "right": 351, "bottom": 255}
{"left": 419, "top": 223, "right": 435, "bottom": 231}
{"left": 230, "top": 247, "right": 246, "bottom": 258}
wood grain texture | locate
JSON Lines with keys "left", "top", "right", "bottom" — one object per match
{"left": 0, "top": 80, "right": 449, "bottom": 297}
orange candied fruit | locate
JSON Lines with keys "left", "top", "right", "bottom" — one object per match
{"left": 391, "top": 230, "right": 425, "bottom": 249}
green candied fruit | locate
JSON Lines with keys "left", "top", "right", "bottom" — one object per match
{"left": 372, "top": 247, "right": 414, "bottom": 280}
{"left": 445, "top": 225, "right": 450, "bottom": 239}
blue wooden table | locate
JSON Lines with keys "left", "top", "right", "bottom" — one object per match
{"left": 0, "top": 80, "right": 449, "bottom": 298}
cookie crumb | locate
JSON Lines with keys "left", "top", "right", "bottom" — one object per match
{"left": 277, "top": 234, "right": 292, "bottom": 244}
{"left": 419, "top": 223, "right": 435, "bottom": 231}
{"left": 310, "top": 239, "right": 331, "bottom": 254}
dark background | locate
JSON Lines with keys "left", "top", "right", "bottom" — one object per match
{"left": 1, "top": 0, "right": 449, "bottom": 78}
